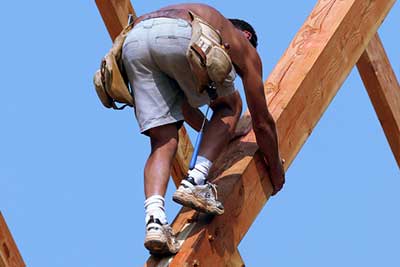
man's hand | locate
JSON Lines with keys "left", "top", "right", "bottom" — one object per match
{"left": 232, "top": 118, "right": 285, "bottom": 195}
{"left": 266, "top": 157, "right": 285, "bottom": 196}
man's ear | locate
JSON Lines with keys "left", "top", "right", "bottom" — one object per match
{"left": 243, "top": 30, "right": 252, "bottom": 41}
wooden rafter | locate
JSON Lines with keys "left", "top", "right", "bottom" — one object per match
{"left": 357, "top": 33, "right": 400, "bottom": 168}
{"left": 0, "top": 213, "right": 25, "bottom": 267}
{"left": 146, "top": 0, "right": 395, "bottom": 265}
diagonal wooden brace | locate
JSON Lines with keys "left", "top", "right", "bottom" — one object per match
{"left": 357, "top": 33, "right": 400, "bottom": 168}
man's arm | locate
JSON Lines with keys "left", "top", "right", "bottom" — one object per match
{"left": 238, "top": 48, "right": 285, "bottom": 195}
{"left": 182, "top": 98, "right": 208, "bottom": 132}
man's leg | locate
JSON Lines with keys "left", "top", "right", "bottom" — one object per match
{"left": 143, "top": 123, "right": 180, "bottom": 255}
{"left": 173, "top": 92, "right": 242, "bottom": 215}
{"left": 200, "top": 91, "right": 242, "bottom": 161}
{"left": 145, "top": 123, "right": 179, "bottom": 199}
{"left": 186, "top": 91, "right": 242, "bottom": 186}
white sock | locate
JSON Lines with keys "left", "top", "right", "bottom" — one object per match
{"left": 144, "top": 195, "right": 167, "bottom": 225}
{"left": 187, "top": 156, "right": 213, "bottom": 185}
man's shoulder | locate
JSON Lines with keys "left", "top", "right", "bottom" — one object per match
{"left": 229, "top": 35, "right": 261, "bottom": 78}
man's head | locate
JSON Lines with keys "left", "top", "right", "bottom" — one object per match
{"left": 229, "top": 19, "right": 258, "bottom": 48}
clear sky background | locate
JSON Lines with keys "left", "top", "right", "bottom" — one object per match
{"left": 1, "top": 1, "right": 399, "bottom": 266}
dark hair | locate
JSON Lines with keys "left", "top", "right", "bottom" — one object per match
{"left": 229, "top": 19, "right": 258, "bottom": 48}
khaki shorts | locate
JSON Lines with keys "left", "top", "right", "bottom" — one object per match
{"left": 122, "top": 18, "right": 236, "bottom": 134}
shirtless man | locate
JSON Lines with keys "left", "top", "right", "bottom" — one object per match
{"left": 121, "top": 3, "right": 285, "bottom": 255}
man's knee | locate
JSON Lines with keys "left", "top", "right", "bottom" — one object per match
{"left": 147, "top": 123, "right": 179, "bottom": 151}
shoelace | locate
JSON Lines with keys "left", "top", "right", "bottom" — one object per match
{"left": 207, "top": 182, "right": 219, "bottom": 200}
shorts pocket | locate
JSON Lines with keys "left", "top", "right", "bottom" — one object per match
{"left": 155, "top": 35, "right": 190, "bottom": 46}
{"left": 123, "top": 39, "right": 140, "bottom": 50}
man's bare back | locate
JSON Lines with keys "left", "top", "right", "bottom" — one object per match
{"left": 154, "top": 4, "right": 257, "bottom": 78}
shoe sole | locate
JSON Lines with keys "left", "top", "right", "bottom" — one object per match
{"left": 173, "top": 190, "right": 224, "bottom": 215}
{"left": 144, "top": 232, "right": 179, "bottom": 256}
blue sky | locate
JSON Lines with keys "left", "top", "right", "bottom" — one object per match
{"left": 1, "top": 1, "right": 399, "bottom": 266}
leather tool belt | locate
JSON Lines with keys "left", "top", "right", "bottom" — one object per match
{"left": 186, "top": 11, "right": 233, "bottom": 95}
{"left": 93, "top": 10, "right": 233, "bottom": 109}
{"left": 93, "top": 21, "right": 135, "bottom": 110}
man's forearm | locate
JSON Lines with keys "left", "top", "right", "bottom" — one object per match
{"left": 252, "top": 114, "right": 281, "bottom": 167}
{"left": 237, "top": 47, "right": 285, "bottom": 193}
{"left": 252, "top": 110, "right": 285, "bottom": 194}
{"left": 182, "top": 99, "right": 207, "bottom": 132}
{"left": 244, "top": 77, "right": 283, "bottom": 180}
{"left": 244, "top": 77, "right": 280, "bottom": 165}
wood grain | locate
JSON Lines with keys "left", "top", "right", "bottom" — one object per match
{"left": 357, "top": 33, "right": 400, "bottom": 168}
{"left": 0, "top": 213, "right": 25, "bottom": 267}
{"left": 144, "top": 0, "right": 396, "bottom": 265}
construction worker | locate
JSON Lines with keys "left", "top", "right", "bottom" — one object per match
{"left": 121, "top": 3, "right": 285, "bottom": 255}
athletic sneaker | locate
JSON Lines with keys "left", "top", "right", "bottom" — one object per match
{"left": 173, "top": 177, "right": 224, "bottom": 215}
{"left": 144, "top": 216, "right": 180, "bottom": 256}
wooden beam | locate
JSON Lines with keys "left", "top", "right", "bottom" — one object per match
{"left": 145, "top": 0, "right": 395, "bottom": 265}
{"left": 95, "top": 0, "right": 137, "bottom": 41}
{"left": 0, "top": 213, "right": 25, "bottom": 267}
{"left": 94, "top": 0, "right": 194, "bottom": 187}
{"left": 171, "top": 127, "right": 193, "bottom": 187}
{"left": 357, "top": 33, "right": 400, "bottom": 168}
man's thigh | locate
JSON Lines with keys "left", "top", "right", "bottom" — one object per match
{"left": 122, "top": 23, "right": 185, "bottom": 134}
